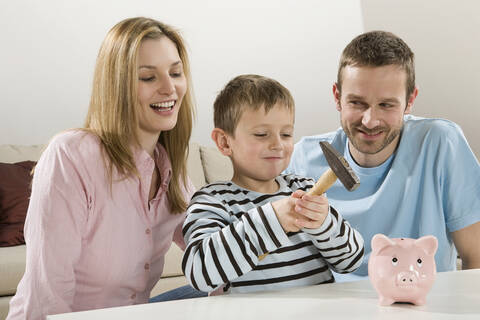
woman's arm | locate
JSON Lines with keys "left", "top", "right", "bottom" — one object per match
{"left": 7, "top": 137, "right": 88, "bottom": 320}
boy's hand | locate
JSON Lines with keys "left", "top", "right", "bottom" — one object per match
{"left": 292, "top": 190, "right": 329, "bottom": 229}
{"left": 272, "top": 190, "right": 329, "bottom": 233}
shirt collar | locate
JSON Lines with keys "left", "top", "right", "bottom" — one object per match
{"left": 133, "top": 143, "right": 172, "bottom": 187}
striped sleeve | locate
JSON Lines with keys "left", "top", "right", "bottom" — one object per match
{"left": 301, "top": 207, "right": 364, "bottom": 274}
{"left": 182, "top": 188, "right": 293, "bottom": 292}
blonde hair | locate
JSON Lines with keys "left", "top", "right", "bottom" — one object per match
{"left": 213, "top": 74, "right": 295, "bottom": 135}
{"left": 84, "top": 17, "right": 195, "bottom": 213}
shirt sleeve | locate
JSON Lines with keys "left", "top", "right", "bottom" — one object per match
{"left": 439, "top": 123, "right": 480, "bottom": 232}
{"left": 181, "top": 191, "right": 293, "bottom": 293}
{"left": 8, "top": 138, "right": 89, "bottom": 320}
{"left": 301, "top": 207, "right": 364, "bottom": 274}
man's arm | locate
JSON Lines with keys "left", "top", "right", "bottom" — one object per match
{"left": 451, "top": 221, "right": 480, "bottom": 269}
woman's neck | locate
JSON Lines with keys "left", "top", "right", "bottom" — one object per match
{"left": 137, "top": 131, "right": 161, "bottom": 157}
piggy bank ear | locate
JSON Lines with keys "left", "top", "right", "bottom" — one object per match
{"left": 414, "top": 235, "right": 438, "bottom": 256}
{"left": 371, "top": 234, "right": 395, "bottom": 253}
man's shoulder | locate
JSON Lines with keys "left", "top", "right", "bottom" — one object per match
{"left": 288, "top": 129, "right": 344, "bottom": 178}
{"left": 296, "top": 128, "right": 345, "bottom": 147}
{"left": 403, "top": 115, "right": 465, "bottom": 143}
{"left": 405, "top": 115, "right": 462, "bottom": 133}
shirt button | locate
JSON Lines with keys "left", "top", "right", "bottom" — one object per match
{"left": 145, "top": 228, "right": 151, "bottom": 235}
{"left": 144, "top": 263, "right": 150, "bottom": 270}
{"left": 131, "top": 293, "right": 136, "bottom": 299}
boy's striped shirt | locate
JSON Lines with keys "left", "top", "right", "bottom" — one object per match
{"left": 182, "top": 174, "right": 364, "bottom": 294}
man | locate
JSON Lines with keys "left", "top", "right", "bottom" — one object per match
{"left": 286, "top": 30, "right": 480, "bottom": 281}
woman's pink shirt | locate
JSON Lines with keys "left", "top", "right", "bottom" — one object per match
{"left": 7, "top": 131, "right": 194, "bottom": 319}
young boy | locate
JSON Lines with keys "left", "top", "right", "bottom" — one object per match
{"left": 182, "top": 74, "right": 364, "bottom": 294}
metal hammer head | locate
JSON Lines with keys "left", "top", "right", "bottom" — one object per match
{"left": 319, "top": 141, "right": 360, "bottom": 191}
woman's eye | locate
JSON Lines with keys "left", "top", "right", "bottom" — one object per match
{"left": 170, "top": 72, "right": 182, "bottom": 78}
{"left": 139, "top": 76, "right": 155, "bottom": 82}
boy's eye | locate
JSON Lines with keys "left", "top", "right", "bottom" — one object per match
{"left": 253, "top": 133, "right": 267, "bottom": 137}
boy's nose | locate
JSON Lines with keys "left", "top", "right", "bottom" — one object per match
{"left": 361, "top": 107, "right": 381, "bottom": 129}
{"left": 269, "top": 136, "right": 283, "bottom": 150}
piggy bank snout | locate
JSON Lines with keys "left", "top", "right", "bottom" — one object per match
{"left": 396, "top": 271, "right": 418, "bottom": 286}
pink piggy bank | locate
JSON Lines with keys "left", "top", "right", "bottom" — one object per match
{"left": 368, "top": 234, "right": 438, "bottom": 306}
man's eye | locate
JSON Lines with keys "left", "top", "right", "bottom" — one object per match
{"left": 349, "top": 101, "right": 365, "bottom": 108}
{"left": 139, "top": 76, "right": 155, "bottom": 82}
{"left": 380, "top": 103, "right": 392, "bottom": 108}
{"left": 282, "top": 133, "right": 292, "bottom": 138}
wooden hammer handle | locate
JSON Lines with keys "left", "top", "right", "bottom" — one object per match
{"left": 307, "top": 168, "right": 338, "bottom": 196}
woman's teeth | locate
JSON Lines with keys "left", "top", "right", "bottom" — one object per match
{"left": 150, "top": 101, "right": 175, "bottom": 110}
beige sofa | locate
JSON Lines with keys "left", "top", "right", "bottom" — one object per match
{"left": 0, "top": 142, "right": 233, "bottom": 319}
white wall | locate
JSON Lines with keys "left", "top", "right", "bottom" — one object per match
{"left": 0, "top": 0, "right": 363, "bottom": 147}
{"left": 361, "top": 0, "right": 480, "bottom": 158}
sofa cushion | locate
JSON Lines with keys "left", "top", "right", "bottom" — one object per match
{"left": 0, "top": 245, "right": 26, "bottom": 296}
{"left": 186, "top": 142, "right": 206, "bottom": 190}
{"left": 162, "top": 243, "right": 184, "bottom": 278}
{"left": 199, "top": 146, "right": 233, "bottom": 184}
{"left": 0, "top": 161, "right": 35, "bottom": 247}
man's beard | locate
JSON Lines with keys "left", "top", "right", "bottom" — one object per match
{"left": 341, "top": 119, "right": 402, "bottom": 155}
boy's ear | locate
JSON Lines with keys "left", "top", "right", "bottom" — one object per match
{"left": 211, "top": 128, "right": 233, "bottom": 156}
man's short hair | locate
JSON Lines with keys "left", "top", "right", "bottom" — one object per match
{"left": 213, "top": 74, "right": 295, "bottom": 135}
{"left": 337, "top": 31, "right": 415, "bottom": 99}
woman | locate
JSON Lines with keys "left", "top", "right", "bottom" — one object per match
{"left": 7, "top": 17, "right": 201, "bottom": 319}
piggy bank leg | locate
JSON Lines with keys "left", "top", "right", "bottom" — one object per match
{"left": 412, "top": 298, "right": 426, "bottom": 306}
{"left": 378, "top": 295, "right": 395, "bottom": 306}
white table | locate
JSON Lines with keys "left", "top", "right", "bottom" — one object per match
{"left": 48, "top": 269, "right": 480, "bottom": 320}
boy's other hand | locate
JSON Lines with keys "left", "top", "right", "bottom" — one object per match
{"left": 272, "top": 190, "right": 329, "bottom": 233}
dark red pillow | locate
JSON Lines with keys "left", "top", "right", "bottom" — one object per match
{"left": 0, "top": 161, "right": 36, "bottom": 247}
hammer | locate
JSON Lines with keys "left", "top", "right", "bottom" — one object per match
{"left": 258, "top": 141, "right": 359, "bottom": 260}
{"left": 308, "top": 141, "right": 360, "bottom": 196}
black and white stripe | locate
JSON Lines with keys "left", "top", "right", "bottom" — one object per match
{"left": 182, "top": 174, "right": 364, "bottom": 294}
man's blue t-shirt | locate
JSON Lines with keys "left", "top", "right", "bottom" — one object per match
{"left": 286, "top": 115, "right": 480, "bottom": 282}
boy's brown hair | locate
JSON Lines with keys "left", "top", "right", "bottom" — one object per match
{"left": 213, "top": 74, "right": 295, "bottom": 135}
{"left": 337, "top": 30, "right": 415, "bottom": 101}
